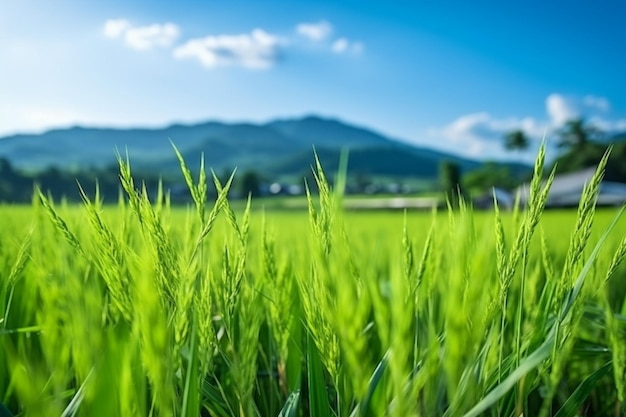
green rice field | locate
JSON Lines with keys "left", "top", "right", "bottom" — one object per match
{"left": 1, "top": 147, "right": 626, "bottom": 416}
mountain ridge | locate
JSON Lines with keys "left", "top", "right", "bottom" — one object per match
{"left": 0, "top": 114, "right": 528, "bottom": 179}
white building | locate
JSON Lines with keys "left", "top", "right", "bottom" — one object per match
{"left": 517, "top": 167, "right": 626, "bottom": 208}
{"left": 473, "top": 188, "right": 515, "bottom": 210}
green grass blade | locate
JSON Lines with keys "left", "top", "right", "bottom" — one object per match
{"left": 201, "top": 377, "right": 233, "bottom": 417}
{"left": 0, "top": 403, "right": 13, "bottom": 417}
{"left": 464, "top": 204, "right": 626, "bottom": 417}
{"left": 307, "top": 335, "right": 332, "bottom": 417}
{"left": 277, "top": 389, "right": 301, "bottom": 417}
{"left": 553, "top": 361, "right": 612, "bottom": 417}
{"left": 171, "top": 141, "right": 197, "bottom": 201}
{"left": 561, "top": 205, "right": 626, "bottom": 322}
{"left": 60, "top": 369, "right": 94, "bottom": 417}
{"left": 180, "top": 324, "right": 200, "bottom": 417}
{"left": 463, "top": 339, "right": 554, "bottom": 417}
{"left": 351, "top": 350, "right": 389, "bottom": 417}
{"left": 0, "top": 326, "right": 41, "bottom": 335}
{"left": 334, "top": 147, "right": 349, "bottom": 200}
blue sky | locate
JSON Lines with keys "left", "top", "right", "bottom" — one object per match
{"left": 1, "top": 0, "right": 625, "bottom": 161}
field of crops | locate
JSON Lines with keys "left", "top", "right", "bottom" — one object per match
{"left": 1, "top": 148, "right": 626, "bottom": 417}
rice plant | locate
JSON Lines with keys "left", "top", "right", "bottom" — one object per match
{"left": 0, "top": 144, "right": 625, "bottom": 416}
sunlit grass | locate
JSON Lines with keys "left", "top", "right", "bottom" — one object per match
{"left": 0, "top": 145, "right": 625, "bottom": 416}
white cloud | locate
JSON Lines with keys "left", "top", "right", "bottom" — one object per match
{"left": 295, "top": 20, "right": 363, "bottom": 56}
{"left": 103, "top": 19, "right": 131, "bottom": 38}
{"left": 125, "top": 23, "right": 180, "bottom": 50}
{"left": 610, "top": 119, "right": 626, "bottom": 131}
{"left": 436, "top": 112, "right": 543, "bottom": 143}
{"left": 103, "top": 19, "right": 180, "bottom": 50}
{"left": 332, "top": 38, "right": 348, "bottom": 53}
{"left": 584, "top": 95, "right": 610, "bottom": 112}
{"left": 103, "top": 18, "right": 362, "bottom": 65}
{"left": 546, "top": 93, "right": 579, "bottom": 127}
{"left": 427, "top": 112, "right": 548, "bottom": 160}
{"left": 588, "top": 116, "right": 626, "bottom": 133}
{"left": 544, "top": 93, "right": 626, "bottom": 137}
{"left": 546, "top": 93, "right": 614, "bottom": 126}
{"left": 331, "top": 38, "right": 364, "bottom": 55}
{"left": 173, "top": 29, "right": 284, "bottom": 69}
{"left": 296, "top": 20, "right": 333, "bottom": 41}
{"left": 426, "top": 93, "right": 626, "bottom": 161}
{"left": 428, "top": 112, "right": 492, "bottom": 156}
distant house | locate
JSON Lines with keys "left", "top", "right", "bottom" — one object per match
{"left": 473, "top": 188, "right": 515, "bottom": 210}
{"left": 517, "top": 167, "right": 626, "bottom": 208}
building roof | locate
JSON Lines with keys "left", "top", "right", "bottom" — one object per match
{"left": 517, "top": 167, "right": 626, "bottom": 207}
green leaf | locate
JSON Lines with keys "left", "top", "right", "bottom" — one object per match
{"left": 61, "top": 369, "right": 94, "bottom": 417}
{"left": 286, "top": 320, "right": 303, "bottom": 392}
{"left": 350, "top": 350, "right": 389, "bottom": 417}
{"left": 278, "top": 390, "right": 301, "bottom": 417}
{"left": 554, "top": 361, "right": 612, "bottom": 417}
{"left": 181, "top": 323, "right": 200, "bottom": 417}
{"left": 171, "top": 140, "right": 198, "bottom": 203}
{"left": 334, "top": 147, "right": 350, "bottom": 200}
{"left": 462, "top": 340, "right": 553, "bottom": 417}
{"left": 0, "top": 325, "right": 41, "bottom": 335}
{"left": 0, "top": 403, "right": 13, "bottom": 417}
{"left": 201, "top": 376, "right": 234, "bottom": 417}
{"left": 307, "top": 335, "right": 332, "bottom": 417}
{"left": 463, "top": 205, "right": 625, "bottom": 417}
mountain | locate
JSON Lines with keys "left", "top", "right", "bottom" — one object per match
{"left": 268, "top": 146, "right": 473, "bottom": 177}
{"left": 0, "top": 115, "right": 525, "bottom": 179}
{"left": 0, "top": 122, "right": 230, "bottom": 170}
{"left": 266, "top": 116, "right": 391, "bottom": 148}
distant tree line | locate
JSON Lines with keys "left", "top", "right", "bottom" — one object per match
{"left": 0, "top": 158, "right": 275, "bottom": 204}
{"left": 0, "top": 158, "right": 166, "bottom": 203}
{"left": 0, "top": 154, "right": 442, "bottom": 204}
{"left": 0, "top": 158, "right": 309, "bottom": 204}
{"left": 550, "top": 118, "right": 626, "bottom": 181}
{"left": 2, "top": 118, "right": 625, "bottom": 204}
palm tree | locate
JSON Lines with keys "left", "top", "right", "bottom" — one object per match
{"left": 501, "top": 129, "right": 530, "bottom": 187}
{"left": 556, "top": 118, "right": 602, "bottom": 150}
{"left": 504, "top": 129, "right": 530, "bottom": 152}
